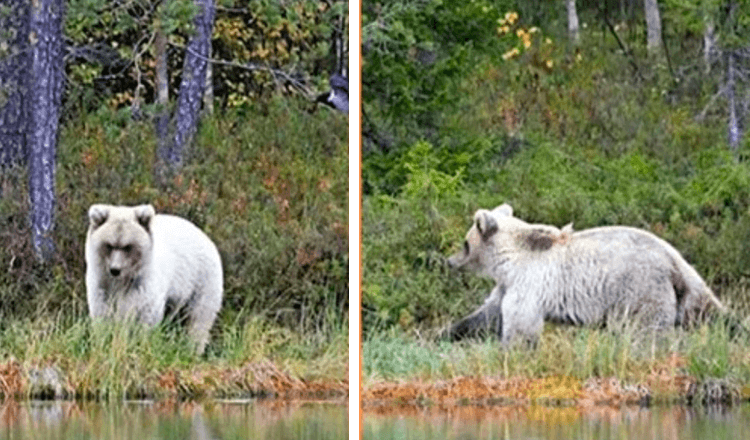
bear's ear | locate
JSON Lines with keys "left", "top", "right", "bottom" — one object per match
{"left": 561, "top": 222, "right": 574, "bottom": 234}
{"left": 523, "top": 229, "right": 555, "bottom": 251}
{"left": 474, "top": 209, "right": 498, "bottom": 241}
{"left": 493, "top": 203, "right": 513, "bottom": 217}
{"left": 88, "top": 204, "right": 110, "bottom": 229}
{"left": 133, "top": 204, "right": 156, "bottom": 232}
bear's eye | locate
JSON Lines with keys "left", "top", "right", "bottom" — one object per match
{"left": 463, "top": 240, "right": 469, "bottom": 255}
{"left": 104, "top": 244, "right": 113, "bottom": 253}
{"left": 122, "top": 244, "right": 133, "bottom": 253}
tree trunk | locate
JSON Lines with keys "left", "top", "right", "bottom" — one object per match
{"left": 703, "top": 16, "right": 716, "bottom": 73}
{"left": 0, "top": 0, "right": 31, "bottom": 168}
{"left": 28, "top": 0, "right": 65, "bottom": 261}
{"left": 726, "top": 51, "right": 740, "bottom": 151}
{"left": 203, "top": 44, "right": 214, "bottom": 116}
{"left": 644, "top": 0, "right": 662, "bottom": 54}
{"left": 162, "top": 0, "right": 214, "bottom": 170}
{"left": 566, "top": 0, "right": 580, "bottom": 46}
{"left": 154, "top": 27, "right": 170, "bottom": 160}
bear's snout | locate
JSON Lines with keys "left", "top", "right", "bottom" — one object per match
{"left": 109, "top": 267, "right": 121, "bottom": 277}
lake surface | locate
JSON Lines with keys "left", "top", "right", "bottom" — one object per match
{"left": 364, "top": 404, "right": 750, "bottom": 440}
{"left": 0, "top": 400, "right": 347, "bottom": 440}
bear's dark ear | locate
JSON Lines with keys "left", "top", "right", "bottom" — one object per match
{"left": 474, "top": 209, "right": 498, "bottom": 241}
{"left": 134, "top": 204, "right": 156, "bottom": 232}
{"left": 524, "top": 229, "right": 555, "bottom": 251}
{"left": 88, "top": 204, "right": 109, "bottom": 229}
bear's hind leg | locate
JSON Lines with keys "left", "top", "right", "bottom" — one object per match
{"left": 186, "top": 289, "right": 221, "bottom": 355}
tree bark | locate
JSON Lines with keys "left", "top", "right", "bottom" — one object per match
{"left": 0, "top": 0, "right": 31, "bottom": 168}
{"left": 28, "top": 0, "right": 65, "bottom": 261}
{"left": 162, "top": 0, "right": 215, "bottom": 170}
{"left": 154, "top": 27, "right": 170, "bottom": 157}
{"left": 566, "top": 0, "right": 580, "bottom": 46}
{"left": 703, "top": 16, "right": 716, "bottom": 73}
{"left": 644, "top": 0, "right": 663, "bottom": 54}
{"left": 726, "top": 51, "right": 740, "bottom": 151}
{"left": 203, "top": 43, "right": 214, "bottom": 116}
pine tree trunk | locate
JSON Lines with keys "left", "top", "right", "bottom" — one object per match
{"left": 164, "top": 0, "right": 214, "bottom": 169}
{"left": 28, "top": 0, "right": 65, "bottom": 261}
{"left": 0, "top": 0, "right": 31, "bottom": 168}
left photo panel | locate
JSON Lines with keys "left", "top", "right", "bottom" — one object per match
{"left": 0, "top": 0, "right": 349, "bottom": 438}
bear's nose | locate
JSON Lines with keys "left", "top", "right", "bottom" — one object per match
{"left": 110, "top": 268, "right": 121, "bottom": 277}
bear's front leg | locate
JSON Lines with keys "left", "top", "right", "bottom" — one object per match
{"left": 447, "top": 285, "right": 504, "bottom": 341}
{"left": 501, "top": 287, "right": 544, "bottom": 346}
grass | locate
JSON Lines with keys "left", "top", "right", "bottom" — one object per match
{"left": 362, "top": 311, "right": 750, "bottom": 404}
{"left": 1, "top": 315, "right": 348, "bottom": 400}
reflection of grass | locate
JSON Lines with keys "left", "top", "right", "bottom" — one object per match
{"left": 363, "top": 315, "right": 750, "bottom": 404}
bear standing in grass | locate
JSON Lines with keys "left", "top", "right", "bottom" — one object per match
{"left": 85, "top": 204, "right": 223, "bottom": 354}
{"left": 446, "top": 203, "right": 724, "bottom": 345}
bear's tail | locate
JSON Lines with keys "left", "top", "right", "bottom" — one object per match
{"left": 670, "top": 251, "right": 725, "bottom": 327}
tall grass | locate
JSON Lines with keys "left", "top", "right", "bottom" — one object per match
{"left": 363, "top": 316, "right": 750, "bottom": 399}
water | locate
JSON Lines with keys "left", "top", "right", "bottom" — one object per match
{"left": 0, "top": 400, "right": 347, "bottom": 440}
{"left": 364, "top": 404, "right": 750, "bottom": 440}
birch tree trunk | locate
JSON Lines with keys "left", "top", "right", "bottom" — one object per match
{"left": 566, "top": 0, "right": 580, "bottom": 46}
{"left": 203, "top": 44, "right": 214, "bottom": 116}
{"left": 154, "top": 27, "right": 170, "bottom": 156}
{"left": 28, "top": 0, "right": 65, "bottom": 261}
{"left": 0, "top": 0, "right": 30, "bottom": 168}
{"left": 644, "top": 0, "right": 663, "bottom": 54}
{"left": 162, "top": 0, "right": 215, "bottom": 169}
{"left": 703, "top": 16, "right": 716, "bottom": 73}
{"left": 726, "top": 51, "right": 740, "bottom": 151}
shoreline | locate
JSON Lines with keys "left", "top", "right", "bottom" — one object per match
{"left": 362, "top": 374, "right": 748, "bottom": 409}
{"left": 0, "top": 358, "right": 348, "bottom": 401}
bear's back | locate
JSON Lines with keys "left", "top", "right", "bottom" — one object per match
{"left": 148, "top": 214, "right": 223, "bottom": 295}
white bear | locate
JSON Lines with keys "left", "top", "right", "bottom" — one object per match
{"left": 85, "top": 204, "right": 223, "bottom": 354}
{"left": 446, "top": 203, "right": 724, "bottom": 345}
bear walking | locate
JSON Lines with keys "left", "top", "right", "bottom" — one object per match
{"left": 447, "top": 203, "right": 724, "bottom": 345}
{"left": 85, "top": 204, "right": 223, "bottom": 355}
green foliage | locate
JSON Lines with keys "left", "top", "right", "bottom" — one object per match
{"left": 64, "top": 0, "right": 345, "bottom": 113}
{"left": 362, "top": 0, "right": 519, "bottom": 145}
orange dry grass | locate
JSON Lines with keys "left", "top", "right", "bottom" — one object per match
{"left": 2, "top": 358, "right": 346, "bottom": 401}
{"left": 0, "top": 359, "right": 24, "bottom": 398}
{"left": 362, "top": 369, "right": 697, "bottom": 408}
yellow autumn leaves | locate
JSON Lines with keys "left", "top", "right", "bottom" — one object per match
{"left": 497, "top": 11, "right": 553, "bottom": 68}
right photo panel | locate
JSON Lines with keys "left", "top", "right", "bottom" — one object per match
{"left": 360, "top": 1, "right": 750, "bottom": 438}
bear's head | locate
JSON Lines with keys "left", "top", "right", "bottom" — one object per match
{"left": 87, "top": 204, "right": 155, "bottom": 280}
{"left": 448, "top": 203, "right": 568, "bottom": 279}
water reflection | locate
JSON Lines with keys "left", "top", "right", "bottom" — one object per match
{"left": 364, "top": 404, "right": 750, "bottom": 440}
{"left": 0, "top": 399, "right": 347, "bottom": 440}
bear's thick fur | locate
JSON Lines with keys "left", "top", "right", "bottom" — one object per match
{"left": 447, "top": 203, "right": 724, "bottom": 344}
{"left": 85, "top": 204, "right": 223, "bottom": 354}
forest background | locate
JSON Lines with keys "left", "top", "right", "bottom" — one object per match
{"left": 362, "top": 0, "right": 750, "bottom": 402}
{"left": 0, "top": 0, "right": 348, "bottom": 399}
